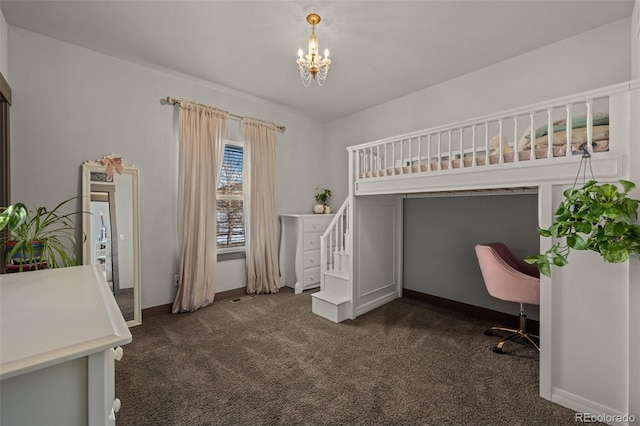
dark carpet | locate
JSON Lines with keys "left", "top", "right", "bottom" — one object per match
{"left": 115, "top": 288, "right": 585, "bottom": 425}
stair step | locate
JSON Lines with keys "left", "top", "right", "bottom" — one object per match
{"left": 311, "top": 291, "right": 350, "bottom": 323}
{"left": 312, "top": 291, "right": 349, "bottom": 305}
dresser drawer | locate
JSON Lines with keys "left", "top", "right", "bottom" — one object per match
{"left": 303, "top": 233, "right": 321, "bottom": 251}
{"left": 303, "top": 267, "right": 321, "bottom": 286}
{"left": 280, "top": 214, "right": 335, "bottom": 294}
{"left": 303, "top": 218, "right": 329, "bottom": 234}
{"left": 303, "top": 250, "right": 321, "bottom": 268}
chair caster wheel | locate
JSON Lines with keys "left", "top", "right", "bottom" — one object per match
{"left": 492, "top": 346, "right": 503, "bottom": 354}
{"left": 484, "top": 330, "right": 494, "bottom": 336}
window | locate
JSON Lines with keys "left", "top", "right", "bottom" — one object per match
{"left": 217, "top": 141, "right": 245, "bottom": 250}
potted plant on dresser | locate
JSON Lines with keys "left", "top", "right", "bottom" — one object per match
{"left": 313, "top": 186, "right": 333, "bottom": 214}
{"left": 0, "top": 197, "right": 84, "bottom": 271}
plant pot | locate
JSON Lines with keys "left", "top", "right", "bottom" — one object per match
{"left": 5, "top": 240, "right": 43, "bottom": 265}
{"left": 314, "top": 203, "right": 332, "bottom": 214}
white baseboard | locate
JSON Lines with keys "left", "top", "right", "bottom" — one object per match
{"left": 552, "top": 388, "right": 634, "bottom": 425}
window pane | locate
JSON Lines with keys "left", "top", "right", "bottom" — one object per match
{"left": 217, "top": 143, "right": 245, "bottom": 248}
{"left": 218, "top": 144, "right": 243, "bottom": 196}
{"left": 216, "top": 199, "right": 245, "bottom": 247}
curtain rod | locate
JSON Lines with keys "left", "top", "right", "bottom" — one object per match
{"left": 165, "top": 96, "right": 286, "bottom": 133}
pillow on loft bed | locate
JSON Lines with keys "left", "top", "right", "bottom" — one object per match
{"left": 487, "top": 134, "right": 513, "bottom": 155}
{"left": 487, "top": 112, "right": 610, "bottom": 152}
{"left": 521, "top": 112, "right": 609, "bottom": 140}
{"left": 518, "top": 125, "right": 609, "bottom": 150}
{"left": 516, "top": 112, "right": 609, "bottom": 150}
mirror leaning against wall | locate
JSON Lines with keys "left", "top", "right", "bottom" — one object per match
{"left": 82, "top": 155, "right": 141, "bottom": 326}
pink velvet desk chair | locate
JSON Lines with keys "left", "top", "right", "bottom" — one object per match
{"left": 474, "top": 242, "right": 540, "bottom": 354}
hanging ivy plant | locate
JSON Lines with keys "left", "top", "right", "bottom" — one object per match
{"left": 525, "top": 179, "right": 640, "bottom": 277}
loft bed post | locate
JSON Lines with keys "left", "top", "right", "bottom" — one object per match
{"left": 548, "top": 108, "right": 554, "bottom": 158}
{"left": 484, "top": 123, "right": 489, "bottom": 165}
{"left": 565, "top": 104, "right": 572, "bottom": 157}
{"left": 513, "top": 116, "right": 520, "bottom": 163}
{"left": 471, "top": 125, "right": 477, "bottom": 167}
{"left": 586, "top": 99, "right": 594, "bottom": 154}
{"left": 498, "top": 119, "right": 504, "bottom": 164}
{"left": 447, "top": 130, "right": 452, "bottom": 169}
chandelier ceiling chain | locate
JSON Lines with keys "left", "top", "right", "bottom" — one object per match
{"left": 296, "top": 13, "right": 332, "bottom": 87}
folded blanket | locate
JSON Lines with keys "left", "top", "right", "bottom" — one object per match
{"left": 518, "top": 125, "right": 609, "bottom": 150}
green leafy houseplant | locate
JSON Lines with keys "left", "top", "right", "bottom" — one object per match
{"left": 526, "top": 179, "right": 640, "bottom": 277}
{"left": 313, "top": 186, "right": 333, "bottom": 214}
{"left": 0, "top": 204, "right": 27, "bottom": 232}
{"left": 0, "top": 197, "right": 85, "bottom": 270}
{"left": 314, "top": 186, "right": 332, "bottom": 205}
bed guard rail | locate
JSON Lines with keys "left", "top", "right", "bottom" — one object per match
{"left": 320, "top": 198, "right": 350, "bottom": 288}
{"left": 350, "top": 82, "right": 631, "bottom": 181}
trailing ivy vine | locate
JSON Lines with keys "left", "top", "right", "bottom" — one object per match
{"left": 525, "top": 179, "right": 640, "bottom": 277}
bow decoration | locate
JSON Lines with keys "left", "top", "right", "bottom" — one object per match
{"left": 99, "top": 156, "right": 124, "bottom": 179}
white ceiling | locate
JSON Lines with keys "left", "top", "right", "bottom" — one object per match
{"left": 1, "top": 1, "right": 634, "bottom": 122}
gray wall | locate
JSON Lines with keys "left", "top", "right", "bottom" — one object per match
{"left": 326, "top": 16, "right": 631, "bottom": 321}
{"left": 325, "top": 18, "right": 631, "bottom": 204}
{"left": 403, "top": 193, "right": 540, "bottom": 319}
{"left": 7, "top": 26, "right": 328, "bottom": 309}
{"left": 633, "top": 0, "right": 640, "bottom": 80}
{"left": 4, "top": 14, "right": 633, "bottom": 311}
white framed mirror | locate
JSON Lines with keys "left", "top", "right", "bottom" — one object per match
{"left": 82, "top": 155, "right": 141, "bottom": 326}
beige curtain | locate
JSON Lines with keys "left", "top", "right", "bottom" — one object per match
{"left": 243, "top": 117, "right": 280, "bottom": 294}
{"left": 173, "top": 101, "right": 228, "bottom": 313}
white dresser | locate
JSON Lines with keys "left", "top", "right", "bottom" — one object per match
{"left": 280, "top": 214, "right": 334, "bottom": 294}
{"left": 0, "top": 265, "right": 132, "bottom": 426}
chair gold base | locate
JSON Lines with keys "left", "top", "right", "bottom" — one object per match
{"left": 484, "top": 312, "right": 540, "bottom": 353}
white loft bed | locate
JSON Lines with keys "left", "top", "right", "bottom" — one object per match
{"left": 317, "top": 81, "right": 634, "bottom": 323}
{"left": 349, "top": 82, "right": 631, "bottom": 196}
{"left": 318, "top": 81, "right": 635, "bottom": 321}
{"left": 313, "top": 80, "right": 638, "bottom": 422}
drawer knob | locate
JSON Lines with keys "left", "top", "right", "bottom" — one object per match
{"left": 309, "top": 276, "right": 314, "bottom": 281}
{"left": 309, "top": 258, "right": 314, "bottom": 263}
{"left": 113, "top": 346, "right": 124, "bottom": 361}
{"left": 113, "top": 398, "right": 121, "bottom": 413}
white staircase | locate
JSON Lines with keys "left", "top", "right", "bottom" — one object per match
{"left": 312, "top": 199, "right": 352, "bottom": 323}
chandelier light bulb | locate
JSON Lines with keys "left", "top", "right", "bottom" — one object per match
{"left": 295, "top": 13, "right": 332, "bottom": 87}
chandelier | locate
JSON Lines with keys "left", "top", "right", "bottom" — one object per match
{"left": 296, "top": 13, "right": 332, "bottom": 87}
